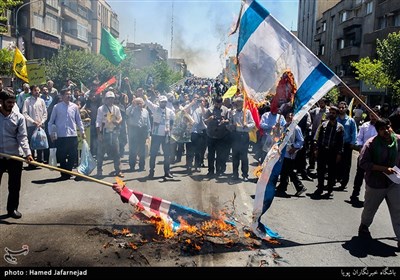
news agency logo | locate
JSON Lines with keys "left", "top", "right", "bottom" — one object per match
{"left": 4, "top": 245, "right": 29, "bottom": 265}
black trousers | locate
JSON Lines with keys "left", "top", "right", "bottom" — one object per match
{"left": 55, "top": 136, "right": 78, "bottom": 177}
{"left": 0, "top": 158, "right": 23, "bottom": 212}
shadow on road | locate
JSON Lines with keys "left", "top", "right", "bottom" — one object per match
{"left": 342, "top": 236, "right": 398, "bottom": 258}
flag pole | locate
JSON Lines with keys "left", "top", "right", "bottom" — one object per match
{"left": 340, "top": 81, "right": 379, "bottom": 119}
{"left": 0, "top": 152, "right": 113, "bottom": 187}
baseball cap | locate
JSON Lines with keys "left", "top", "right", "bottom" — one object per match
{"left": 105, "top": 91, "right": 115, "bottom": 98}
{"left": 159, "top": 95, "right": 168, "bottom": 102}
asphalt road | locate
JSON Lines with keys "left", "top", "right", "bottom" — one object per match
{"left": 0, "top": 149, "right": 399, "bottom": 272}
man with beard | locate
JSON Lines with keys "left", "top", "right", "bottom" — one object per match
{"left": 312, "top": 106, "right": 344, "bottom": 198}
{"left": 0, "top": 90, "right": 33, "bottom": 219}
{"left": 357, "top": 118, "right": 400, "bottom": 251}
{"left": 48, "top": 88, "right": 86, "bottom": 180}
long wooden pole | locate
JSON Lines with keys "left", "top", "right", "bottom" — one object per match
{"left": 341, "top": 81, "right": 380, "bottom": 119}
{"left": 0, "top": 152, "right": 113, "bottom": 187}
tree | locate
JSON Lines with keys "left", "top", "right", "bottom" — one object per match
{"left": 351, "top": 31, "right": 400, "bottom": 104}
{"left": 0, "top": 0, "right": 22, "bottom": 33}
{"left": 0, "top": 48, "right": 14, "bottom": 77}
{"left": 43, "top": 47, "right": 118, "bottom": 88}
{"left": 148, "top": 61, "right": 182, "bottom": 93}
{"left": 325, "top": 86, "right": 339, "bottom": 105}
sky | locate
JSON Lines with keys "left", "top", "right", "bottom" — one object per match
{"left": 108, "top": 0, "right": 299, "bottom": 78}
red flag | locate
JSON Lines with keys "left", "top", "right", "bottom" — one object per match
{"left": 95, "top": 76, "right": 117, "bottom": 94}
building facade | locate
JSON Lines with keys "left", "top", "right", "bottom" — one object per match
{"left": 0, "top": 0, "right": 120, "bottom": 61}
{"left": 312, "top": 0, "right": 400, "bottom": 104}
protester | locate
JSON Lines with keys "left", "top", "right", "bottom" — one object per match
{"left": 276, "top": 111, "right": 307, "bottom": 197}
{"left": 144, "top": 94, "right": 175, "bottom": 179}
{"left": 47, "top": 88, "right": 86, "bottom": 180}
{"left": 95, "top": 91, "right": 123, "bottom": 178}
{"left": 229, "top": 96, "right": 255, "bottom": 181}
{"left": 22, "top": 85, "right": 48, "bottom": 164}
{"left": 312, "top": 106, "right": 344, "bottom": 198}
{"left": 0, "top": 89, "right": 33, "bottom": 219}
{"left": 126, "top": 97, "right": 151, "bottom": 172}
{"left": 203, "top": 96, "right": 231, "bottom": 177}
{"left": 349, "top": 108, "right": 380, "bottom": 205}
{"left": 357, "top": 118, "right": 400, "bottom": 251}
{"left": 336, "top": 101, "right": 357, "bottom": 191}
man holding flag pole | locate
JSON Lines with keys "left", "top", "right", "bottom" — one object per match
{"left": 234, "top": 0, "right": 342, "bottom": 240}
{"left": 234, "top": 0, "right": 380, "bottom": 241}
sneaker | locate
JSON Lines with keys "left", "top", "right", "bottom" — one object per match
{"left": 358, "top": 224, "right": 372, "bottom": 239}
{"left": 295, "top": 187, "right": 307, "bottom": 197}
{"left": 312, "top": 188, "right": 323, "bottom": 196}
{"left": 232, "top": 175, "right": 240, "bottom": 181}
{"left": 243, "top": 176, "right": 249, "bottom": 182}
{"left": 164, "top": 173, "right": 174, "bottom": 178}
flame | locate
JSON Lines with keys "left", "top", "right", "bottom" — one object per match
{"left": 128, "top": 242, "right": 137, "bottom": 250}
{"left": 115, "top": 177, "right": 125, "bottom": 187}
{"left": 150, "top": 217, "right": 175, "bottom": 239}
{"left": 253, "top": 165, "right": 263, "bottom": 178}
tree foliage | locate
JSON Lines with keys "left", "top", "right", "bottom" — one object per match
{"left": 43, "top": 47, "right": 183, "bottom": 92}
{"left": 43, "top": 47, "right": 118, "bottom": 88}
{"left": 351, "top": 31, "right": 400, "bottom": 104}
{"left": 148, "top": 60, "right": 182, "bottom": 93}
{"left": 325, "top": 86, "right": 340, "bottom": 105}
{"left": 0, "top": 48, "right": 14, "bottom": 76}
{"left": 0, "top": 0, "right": 22, "bottom": 32}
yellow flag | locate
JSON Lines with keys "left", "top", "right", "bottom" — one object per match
{"left": 13, "top": 47, "right": 29, "bottom": 83}
{"left": 222, "top": 85, "right": 238, "bottom": 99}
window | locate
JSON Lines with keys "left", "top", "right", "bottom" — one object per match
{"left": 322, "top": 21, "right": 326, "bottom": 32}
{"left": 395, "top": 14, "right": 400, "bottom": 27}
{"left": 366, "top": 2, "right": 373, "bottom": 14}
{"left": 341, "top": 11, "right": 348, "bottom": 22}
{"left": 33, "top": 14, "right": 44, "bottom": 30}
{"left": 45, "top": 13, "right": 58, "bottom": 34}
{"left": 338, "top": 39, "right": 345, "bottom": 49}
{"left": 77, "top": 23, "right": 88, "bottom": 41}
{"left": 77, "top": 6, "right": 87, "bottom": 19}
{"left": 378, "top": 17, "right": 387, "bottom": 29}
{"left": 46, "top": 0, "right": 59, "bottom": 9}
{"left": 319, "top": 45, "right": 325, "bottom": 55}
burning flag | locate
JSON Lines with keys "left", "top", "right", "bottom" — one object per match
{"left": 112, "top": 179, "right": 235, "bottom": 231}
{"left": 234, "top": 0, "right": 340, "bottom": 240}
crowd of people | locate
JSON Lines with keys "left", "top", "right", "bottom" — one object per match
{"left": 0, "top": 76, "right": 399, "bottom": 250}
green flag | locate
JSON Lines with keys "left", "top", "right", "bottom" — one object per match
{"left": 100, "top": 27, "right": 126, "bottom": 65}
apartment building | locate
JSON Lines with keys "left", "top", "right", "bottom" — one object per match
{"left": 313, "top": 0, "right": 400, "bottom": 103}
{"left": 0, "top": 0, "right": 120, "bottom": 60}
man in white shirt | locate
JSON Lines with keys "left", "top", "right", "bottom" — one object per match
{"left": 95, "top": 91, "right": 123, "bottom": 178}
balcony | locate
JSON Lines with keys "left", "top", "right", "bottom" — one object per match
{"left": 340, "top": 17, "right": 363, "bottom": 29}
{"left": 364, "top": 26, "right": 400, "bottom": 44}
{"left": 339, "top": 45, "right": 360, "bottom": 57}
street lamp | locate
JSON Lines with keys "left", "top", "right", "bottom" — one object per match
{"left": 15, "top": 0, "right": 43, "bottom": 38}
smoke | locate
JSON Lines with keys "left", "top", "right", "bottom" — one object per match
{"left": 171, "top": 4, "right": 238, "bottom": 78}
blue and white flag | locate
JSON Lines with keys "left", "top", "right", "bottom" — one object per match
{"left": 235, "top": 0, "right": 341, "bottom": 240}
